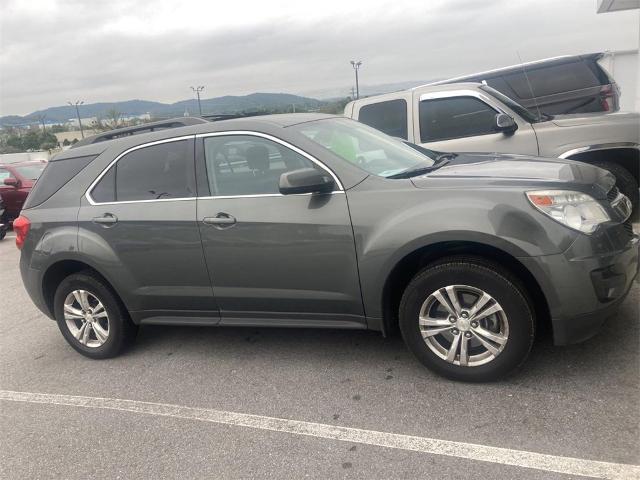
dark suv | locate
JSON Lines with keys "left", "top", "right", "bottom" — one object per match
{"left": 16, "top": 114, "right": 637, "bottom": 381}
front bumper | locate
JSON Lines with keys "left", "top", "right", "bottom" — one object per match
{"left": 519, "top": 225, "right": 638, "bottom": 346}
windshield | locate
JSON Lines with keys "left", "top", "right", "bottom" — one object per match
{"left": 14, "top": 164, "right": 46, "bottom": 180}
{"left": 291, "top": 118, "right": 436, "bottom": 178}
{"left": 479, "top": 85, "right": 548, "bottom": 123}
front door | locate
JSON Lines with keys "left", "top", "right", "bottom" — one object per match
{"left": 196, "top": 132, "right": 364, "bottom": 328}
{"left": 77, "top": 137, "right": 219, "bottom": 324}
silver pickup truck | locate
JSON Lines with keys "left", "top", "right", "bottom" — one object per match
{"left": 345, "top": 82, "right": 639, "bottom": 214}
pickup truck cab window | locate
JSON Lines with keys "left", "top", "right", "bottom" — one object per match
{"left": 419, "top": 96, "right": 498, "bottom": 143}
{"left": 358, "top": 99, "right": 408, "bottom": 140}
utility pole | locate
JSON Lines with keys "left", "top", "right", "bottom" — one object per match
{"left": 68, "top": 100, "right": 85, "bottom": 138}
{"left": 37, "top": 114, "right": 46, "bottom": 131}
{"left": 350, "top": 60, "right": 362, "bottom": 99}
{"left": 190, "top": 86, "right": 205, "bottom": 116}
{"left": 350, "top": 86, "right": 356, "bottom": 99}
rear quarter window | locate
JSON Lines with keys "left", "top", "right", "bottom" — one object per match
{"left": 22, "top": 155, "right": 97, "bottom": 209}
{"left": 503, "top": 61, "right": 600, "bottom": 98}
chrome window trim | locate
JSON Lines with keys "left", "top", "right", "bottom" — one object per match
{"left": 85, "top": 131, "right": 345, "bottom": 206}
{"left": 196, "top": 130, "right": 344, "bottom": 192}
{"left": 558, "top": 142, "right": 640, "bottom": 159}
{"left": 85, "top": 135, "right": 196, "bottom": 206}
{"left": 418, "top": 89, "right": 506, "bottom": 114}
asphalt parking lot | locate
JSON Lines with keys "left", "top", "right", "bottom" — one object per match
{"left": 1, "top": 232, "right": 639, "bottom": 479}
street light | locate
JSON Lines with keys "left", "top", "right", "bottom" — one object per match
{"left": 190, "top": 86, "right": 205, "bottom": 116}
{"left": 350, "top": 60, "right": 362, "bottom": 99}
{"left": 67, "top": 100, "right": 85, "bottom": 138}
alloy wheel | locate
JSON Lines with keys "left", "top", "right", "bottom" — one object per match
{"left": 419, "top": 284, "right": 509, "bottom": 367}
{"left": 63, "top": 290, "right": 110, "bottom": 348}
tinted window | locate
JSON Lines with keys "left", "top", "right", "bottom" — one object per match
{"left": 90, "top": 167, "right": 116, "bottom": 203}
{"left": 503, "top": 61, "right": 600, "bottom": 99}
{"left": 419, "top": 97, "right": 497, "bottom": 142}
{"left": 203, "top": 136, "right": 320, "bottom": 196}
{"left": 23, "top": 156, "right": 96, "bottom": 209}
{"left": 358, "top": 99, "right": 408, "bottom": 140}
{"left": 91, "top": 140, "right": 194, "bottom": 203}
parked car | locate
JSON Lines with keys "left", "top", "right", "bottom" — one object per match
{"left": 0, "top": 160, "right": 47, "bottom": 223}
{"left": 15, "top": 114, "right": 636, "bottom": 381}
{"left": 0, "top": 197, "right": 7, "bottom": 240}
{"left": 345, "top": 82, "right": 639, "bottom": 216}
{"left": 431, "top": 52, "right": 619, "bottom": 115}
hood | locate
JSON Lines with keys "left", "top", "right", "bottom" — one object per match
{"left": 411, "top": 153, "right": 615, "bottom": 198}
{"left": 551, "top": 111, "right": 639, "bottom": 128}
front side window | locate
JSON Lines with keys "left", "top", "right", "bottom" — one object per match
{"left": 14, "top": 164, "right": 46, "bottom": 180}
{"left": 291, "top": 118, "right": 435, "bottom": 178}
{"left": 358, "top": 99, "right": 408, "bottom": 140}
{"left": 0, "top": 168, "right": 13, "bottom": 181}
{"left": 203, "top": 135, "right": 323, "bottom": 196}
{"left": 419, "top": 96, "right": 498, "bottom": 142}
{"left": 90, "top": 140, "right": 194, "bottom": 203}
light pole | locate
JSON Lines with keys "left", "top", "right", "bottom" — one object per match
{"left": 68, "top": 100, "right": 84, "bottom": 138}
{"left": 350, "top": 60, "right": 362, "bottom": 99}
{"left": 190, "top": 86, "right": 205, "bottom": 116}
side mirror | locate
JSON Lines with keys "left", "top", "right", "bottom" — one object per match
{"left": 495, "top": 113, "right": 518, "bottom": 134}
{"left": 279, "top": 168, "right": 335, "bottom": 195}
{"left": 3, "top": 177, "right": 19, "bottom": 187}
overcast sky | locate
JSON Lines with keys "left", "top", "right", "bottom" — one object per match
{"left": 0, "top": 0, "right": 638, "bottom": 116}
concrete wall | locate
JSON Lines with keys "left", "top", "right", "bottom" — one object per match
{"left": 599, "top": 49, "right": 639, "bottom": 112}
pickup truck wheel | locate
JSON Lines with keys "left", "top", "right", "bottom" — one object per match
{"left": 399, "top": 257, "right": 534, "bottom": 382}
{"left": 593, "top": 161, "right": 639, "bottom": 219}
{"left": 53, "top": 271, "right": 138, "bottom": 359}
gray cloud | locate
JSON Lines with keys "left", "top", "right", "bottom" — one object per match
{"left": 0, "top": 0, "right": 638, "bottom": 115}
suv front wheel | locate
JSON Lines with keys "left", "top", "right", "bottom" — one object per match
{"left": 399, "top": 257, "right": 535, "bottom": 382}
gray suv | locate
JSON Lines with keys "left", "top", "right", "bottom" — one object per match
{"left": 16, "top": 114, "right": 638, "bottom": 381}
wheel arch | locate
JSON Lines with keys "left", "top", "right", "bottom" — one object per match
{"left": 563, "top": 145, "right": 639, "bottom": 183}
{"left": 41, "top": 258, "right": 126, "bottom": 319}
{"left": 381, "top": 241, "right": 550, "bottom": 337}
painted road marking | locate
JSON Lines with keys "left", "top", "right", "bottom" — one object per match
{"left": 1, "top": 389, "right": 638, "bottom": 480}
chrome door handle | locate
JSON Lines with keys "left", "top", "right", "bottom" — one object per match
{"left": 203, "top": 213, "right": 237, "bottom": 228}
{"left": 92, "top": 213, "right": 118, "bottom": 226}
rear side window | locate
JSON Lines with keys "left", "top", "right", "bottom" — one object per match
{"left": 358, "top": 99, "right": 408, "bottom": 140}
{"left": 90, "top": 140, "right": 195, "bottom": 203}
{"left": 23, "top": 156, "right": 96, "bottom": 209}
{"left": 419, "top": 97, "right": 497, "bottom": 142}
{"left": 503, "top": 61, "right": 600, "bottom": 99}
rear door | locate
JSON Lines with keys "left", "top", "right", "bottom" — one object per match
{"left": 414, "top": 91, "right": 538, "bottom": 155}
{"left": 195, "top": 132, "right": 364, "bottom": 328}
{"left": 77, "top": 136, "right": 219, "bottom": 324}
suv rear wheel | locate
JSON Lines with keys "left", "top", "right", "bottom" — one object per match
{"left": 399, "top": 257, "right": 535, "bottom": 382}
{"left": 53, "top": 271, "right": 137, "bottom": 359}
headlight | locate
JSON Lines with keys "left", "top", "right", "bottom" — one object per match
{"left": 526, "top": 190, "right": 610, "bottom": 234}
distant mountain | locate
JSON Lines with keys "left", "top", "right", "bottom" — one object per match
{"left": 0, "top": 93, "right": 324, "bottom": 126}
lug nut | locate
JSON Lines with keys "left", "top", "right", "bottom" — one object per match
{"left": 461, "top": 312, "right": 469, "bottom": 319}
{"left": 465, "top": 332, "right": 472, "bottom": 338}
{"left": 470, "top": 321, "right": 478, "bottom": 328}
{"left": 449, "top": 316, "right": 456, "bottom": 323}
{"left": 451, "top": 328, "right": 459, "bottom": 335}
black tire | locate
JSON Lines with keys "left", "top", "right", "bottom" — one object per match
{"left": 0, "top": 229, "right": 5, "bottom": 241}
{"left": 399, "top": 256, "right": 535, "bottom": 382}
{"left": 593, "top": 161, "right": 639, "bottom": 220}
{"left": 53, "top": 271, "right": 137, "bottom": 359}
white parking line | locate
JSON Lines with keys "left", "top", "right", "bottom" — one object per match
{"left": 1, "top": 389, "right": 638, "bottom": 480}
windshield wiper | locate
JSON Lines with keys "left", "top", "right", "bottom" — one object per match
{"left": 386, "top": 158, "right": 451, "bottom": 179}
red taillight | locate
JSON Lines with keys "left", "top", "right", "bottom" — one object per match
{"left": 600, "top": 85, "right": 615, "bottom": 112}
{"left": 13, "top": 215, "right": 30, "bottom": 250}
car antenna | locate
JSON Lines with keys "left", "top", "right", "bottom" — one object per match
{"left": 516, "top": 51, "right": 543, "bottom": 120}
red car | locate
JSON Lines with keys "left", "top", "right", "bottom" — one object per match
{"left": 0, "top": 161, "right": 47, "bottom": 223}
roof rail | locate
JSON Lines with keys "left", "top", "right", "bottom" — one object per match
{"left": 70, "top": 117, "right": 209, "bottom": 148}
